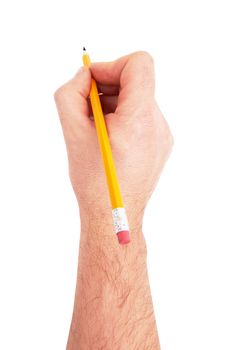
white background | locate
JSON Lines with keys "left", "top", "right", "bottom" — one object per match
{"left": 0, "top": 0, "right": 232, "bottom": 349}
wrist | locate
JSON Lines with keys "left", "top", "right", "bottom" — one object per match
{"left": 79, "top": 204, "right": 145, "bottom": 247}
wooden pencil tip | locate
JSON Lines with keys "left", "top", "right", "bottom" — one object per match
{"left": 83, "top": 47, "right": 86, "bottom": 52}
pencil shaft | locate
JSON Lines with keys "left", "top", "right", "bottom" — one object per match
{"left": 89, "top": 78, "right": 123, "bottom": 208}
{"left": 83, "top": 54, "right": 123, "bottom": 208}
{"left": 82, "top": 51, "right": 130, "bottom": 244}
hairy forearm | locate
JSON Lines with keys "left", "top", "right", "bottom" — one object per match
{"left": 67, "top": 216, "right": 160, "bottom": 350}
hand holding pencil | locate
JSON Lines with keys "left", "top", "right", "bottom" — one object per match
{"left": 54, "top": 50, "right": 173, "bottom": 349}
{"left": 54, "top": 51, "right": 173, "bottom": 245}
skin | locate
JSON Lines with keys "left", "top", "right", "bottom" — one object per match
{"left": 54, "top": 51, "right": 173, "bottom": 349}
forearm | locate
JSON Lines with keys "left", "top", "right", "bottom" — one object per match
{"left": 67, "top": 215, "right": 160, "bottom": 350}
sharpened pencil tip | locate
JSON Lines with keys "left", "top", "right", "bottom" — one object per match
{"left": 83, "top": 47, "right": 86, "bottom": 51}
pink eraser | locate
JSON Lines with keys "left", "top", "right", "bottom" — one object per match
{"left": 117, "top": 230, "right": 130, "bottom": 245}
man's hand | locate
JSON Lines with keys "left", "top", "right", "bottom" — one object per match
{"left": 54, "top": 51, "right": 173, "bottom": 234}
{"left": 54, "top": 51, "right": 173, "bottom": 350}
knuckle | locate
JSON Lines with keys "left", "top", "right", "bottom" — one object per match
{"left": 54, "top": 83, "right": 71, "bottom": 103}
{"left": 163, "top": 122, "right": 174, "bottom": 151}
{"left": 169, "top": 130, "right": 174, "bottom": 147}
{"left": 156, "top": 110, "right": 174, "bottom": 152}
{"left": 133, "top": 51, "right": 154, "bottom": 67}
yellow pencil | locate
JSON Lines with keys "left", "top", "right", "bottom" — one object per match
{"left": 82, "top": 47, "right": 130, "bottom": 244}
